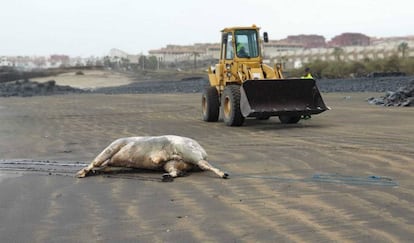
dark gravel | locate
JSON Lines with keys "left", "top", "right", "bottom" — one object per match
{"left": 91, "top": 76, "right": 414, "bottom": 94}
{"left": 2, "top": 75, "right": 414, "bottom": 106}
{"left": 93, "top": 78, "right": 208, "bottom": 94}
{"left": 316, "top": 76, "right": 414, "bottom": 93}
{"left": 92, "top": 76, "right": 414, "bottom": 107}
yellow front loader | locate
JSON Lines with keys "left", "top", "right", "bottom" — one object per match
{"left": 202, "top": 25, "right": 329, "bottom": 126}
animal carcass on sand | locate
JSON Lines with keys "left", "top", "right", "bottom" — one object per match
{"left": 76, "top": 135, "right": 229, "bottom": 181}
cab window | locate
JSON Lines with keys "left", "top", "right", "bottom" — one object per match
{"left": 235, "top": 30, "right": 259, "bottom": 58}
{"left": 225, "top": 33, "right": 234, "bottom": 60}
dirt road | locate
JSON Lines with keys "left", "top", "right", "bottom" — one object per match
{"left": 0, "top": 92, "right": 413, "bottom": 242}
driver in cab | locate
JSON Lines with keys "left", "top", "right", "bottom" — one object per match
{"left": 237, "top": 43, "right": 249, "bottom": 58}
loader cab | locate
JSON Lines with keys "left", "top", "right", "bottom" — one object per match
{"left": 221, "top": 28, "right": 261, "bottom": 60}
{"left": 218, "top": 27, "right": 265, "bottom": 85}
{"left": 235, "top": 29, "right": 259, "bottom": 58}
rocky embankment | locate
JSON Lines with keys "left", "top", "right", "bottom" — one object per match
{"left": 0, "top": 79, "right": 86, "bottom": 97}
{"left": 367, "top": 80, "right": 414, "bottom": 106}
{"left": 1, "top": 74, "right": 413, "bottom": 107}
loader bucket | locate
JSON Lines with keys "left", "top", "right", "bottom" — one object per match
{"left": 240, "top": 78, "right": 329, "bottom": 118}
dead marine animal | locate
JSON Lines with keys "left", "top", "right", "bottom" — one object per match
{"left": 76, "top": 135, "right": 228, "bottom": 181}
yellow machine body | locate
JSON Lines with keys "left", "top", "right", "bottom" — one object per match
{"left": 203, "top": 25, "right": 328, "bottom": 126}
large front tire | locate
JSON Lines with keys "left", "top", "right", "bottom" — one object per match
{"left": 202, "top": 87, "right": 220, "bottom": 122}
{"left": 222, "top": 85, "right": 245, "bottom": 126}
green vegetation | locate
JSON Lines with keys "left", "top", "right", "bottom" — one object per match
{"left": 398, "top": 42, "right": 409, "bottom": 58}
{"left": 288, "top": 55, "right": 414, "bottom": 79}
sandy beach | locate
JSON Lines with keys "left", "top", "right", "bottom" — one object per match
{"left": 0, "top": 76, "right": 413, "bottom": 241}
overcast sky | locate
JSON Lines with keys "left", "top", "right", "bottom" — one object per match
{"left": 1, "top": 0, "right": 412, "bottom": 57}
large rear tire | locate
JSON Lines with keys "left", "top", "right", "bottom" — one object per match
{"left": 202, "top": 87, "right": 220, "bottom": 122}
{"left": 279, "top": 115, "right": 301, "bottom": 124}
{"left": 222, "top": 85, "right": 245, "bottom": 126}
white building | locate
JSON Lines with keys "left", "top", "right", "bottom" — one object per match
{"left": 0, "top": 57, "right": 13, "bottom": 67}
{"left": 270, "top": 39, "right": 414, "bottom": 69}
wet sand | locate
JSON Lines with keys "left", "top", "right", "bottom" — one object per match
{"left": 0, "top": 92, "right": 413, "bottom": 242}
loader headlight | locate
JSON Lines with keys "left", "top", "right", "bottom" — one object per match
{"left": 225, "top": 64, "right": 232, "bottom": 77}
